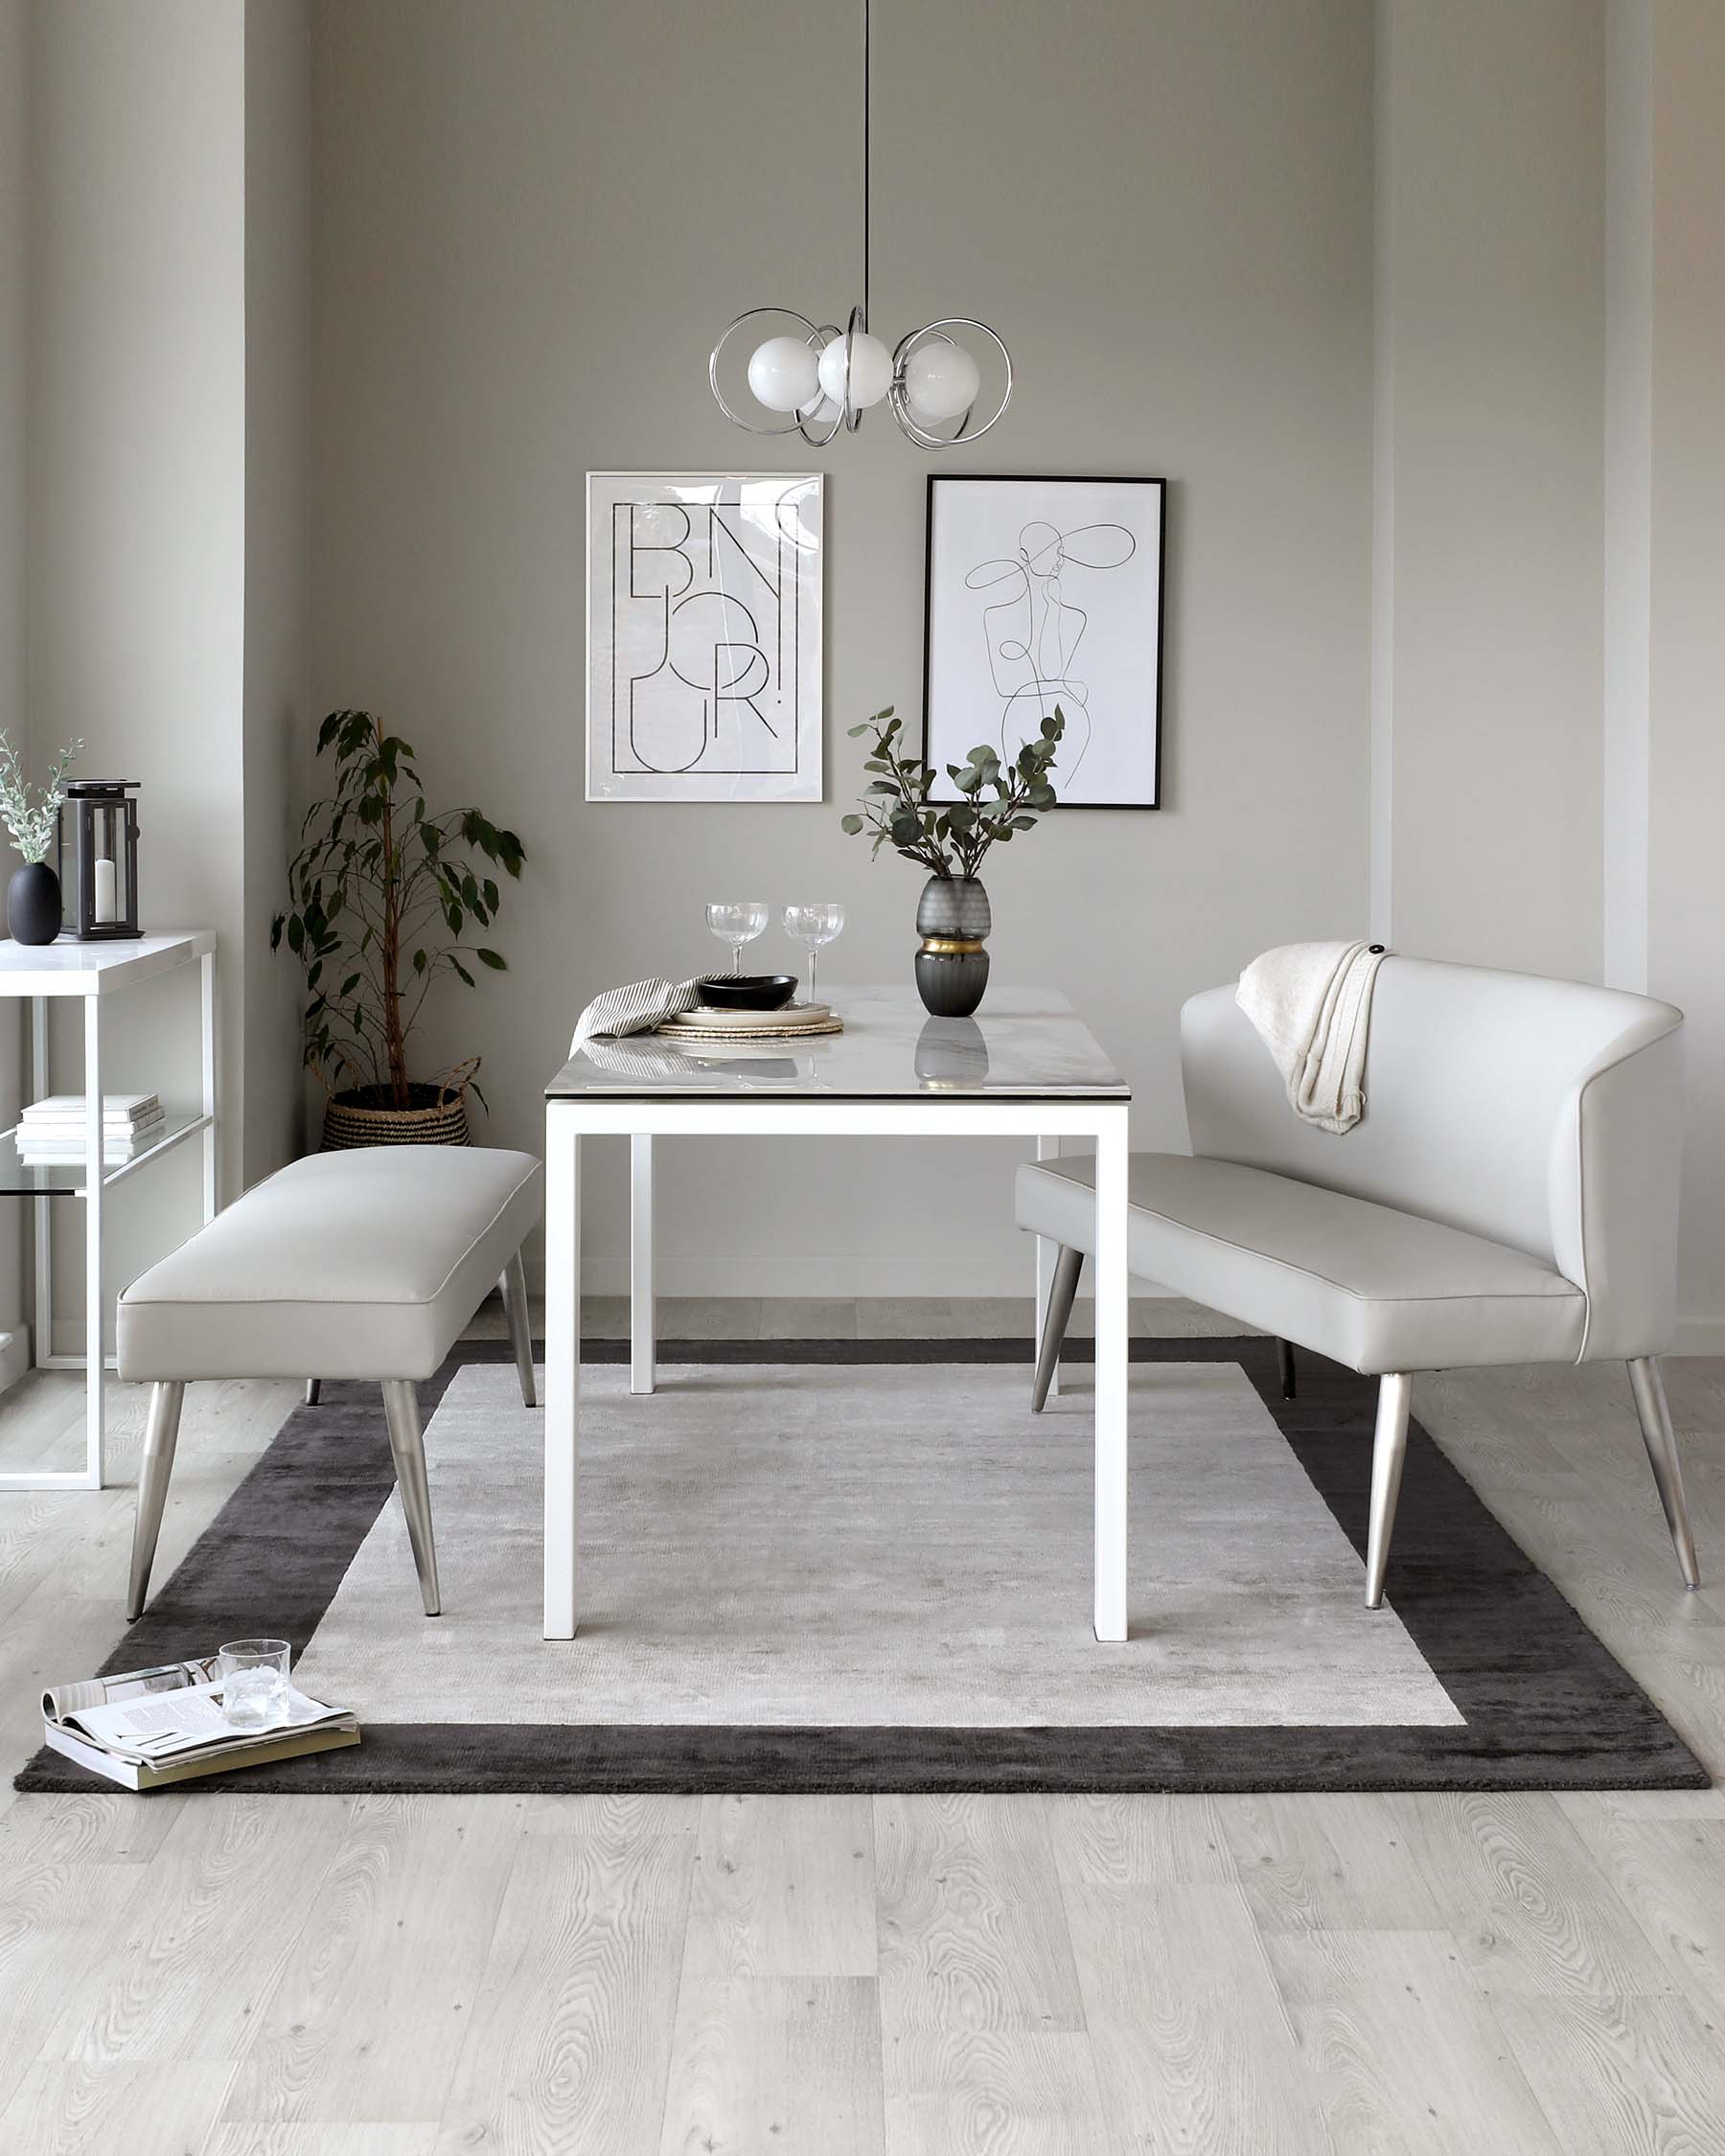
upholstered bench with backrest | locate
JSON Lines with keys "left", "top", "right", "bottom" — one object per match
{"left": 118, "top": 1144, "right": 543, "bottom": 1621}
{"left": 1016, "top": 956, "right": 1699, "bottom": 1609}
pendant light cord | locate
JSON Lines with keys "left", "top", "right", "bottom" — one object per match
{"left": 862, "top": 0, "right": 871, "bottom": 325}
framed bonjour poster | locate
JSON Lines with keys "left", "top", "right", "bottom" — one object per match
{"left": 923, "top": 473, "right": 1164, "bottom": 809}
{"left": 586, "top": 471, "right": 823, "bottom": 803}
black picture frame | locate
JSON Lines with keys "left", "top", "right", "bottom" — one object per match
{"left": 921, "top": 472, "right": 1166, "bottom": 812}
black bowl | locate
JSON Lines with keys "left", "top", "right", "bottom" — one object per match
{"left": 697, "top": 973, "right": 798, "bottom": 1012}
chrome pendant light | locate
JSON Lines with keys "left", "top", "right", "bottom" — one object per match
{"left": 708, "top": 0, "right": 1012, "bottom": 449}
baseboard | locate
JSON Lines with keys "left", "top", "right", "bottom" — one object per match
{"left": 0, "top": 1327, "right": 32, "bottom": 1399}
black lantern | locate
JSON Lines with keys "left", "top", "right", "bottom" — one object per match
{"left": 58, "top": 781, "right": 142, "bottom": 941}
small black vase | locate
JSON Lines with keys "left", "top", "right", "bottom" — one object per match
{"left": 7, "top": 861, "right": 62, "bottom": 946}
{"left": 913, "top": 874, "right": 991, "bottom": 1018}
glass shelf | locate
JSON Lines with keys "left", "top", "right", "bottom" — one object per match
{"left": 0, "top": 1112, "right": 213, "bottom": 1197}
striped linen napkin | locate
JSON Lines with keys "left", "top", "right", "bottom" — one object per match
{"left": 569, "top": 977, "right": 702, "bottom": 1056}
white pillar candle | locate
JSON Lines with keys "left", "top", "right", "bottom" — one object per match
{"left": 93, "top": 856, "right": 117, "bottom": 925}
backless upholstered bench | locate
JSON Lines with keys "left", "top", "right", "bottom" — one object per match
{"left": 118, "top": 1144, "right": 543, "bottom": 1621}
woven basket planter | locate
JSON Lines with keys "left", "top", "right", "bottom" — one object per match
{"left": 320, "top": 1081, "right": 472, "bottom": 1151}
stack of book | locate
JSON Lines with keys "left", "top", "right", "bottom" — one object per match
{"left": 15, "top": 1091, "right": 165, "bottom": 1166}
{"left": 41, "top": 1654, "right": 359, "bottom": 1790}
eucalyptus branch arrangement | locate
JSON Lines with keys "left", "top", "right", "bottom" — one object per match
{"left": 840, "top": 704, "right": 1066, "bottom": 879}
{"left": 0, "top": 731, "right": 83, "bottom": 864}
{"left": 271, "top": 709, "right": 525, "bottom": 1110}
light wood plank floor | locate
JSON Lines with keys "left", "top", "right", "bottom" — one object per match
{"left": 2, "top": 1299, "right": 1723, "bottom": 2154}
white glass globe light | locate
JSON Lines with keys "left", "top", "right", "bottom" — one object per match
{"left": 816, "top": 328, "right": 893, "bottom": 411}
{"left": 747, "top": 335, "right": 820, "bottom": 413}
{"left": 905, "top": 338, "right": 981, "bottom": 424}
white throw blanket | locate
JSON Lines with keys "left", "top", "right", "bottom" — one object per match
{"left": 1236, "top": 940, "right": 1388, "bottom": 1135}
{"left": 569, "top": 977, "right": 702, "bottom": 1056}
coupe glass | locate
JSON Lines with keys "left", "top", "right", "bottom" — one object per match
{"left": 781, "top": 903, "right": 845, "bottom": 1000}
{"left": 705, "top": 901, "right": 769, "bottom": 974}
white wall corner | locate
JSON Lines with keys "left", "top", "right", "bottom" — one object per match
{"left": 1601, "top": 0, "right": 1652, "bottom": 994}
{"left": 1368, "top": 0, "right": 1395, "bottom": 950}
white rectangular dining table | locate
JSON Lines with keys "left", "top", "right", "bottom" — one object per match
{"left": 541, "top": 985, "right": 1133, "bottom": 1640}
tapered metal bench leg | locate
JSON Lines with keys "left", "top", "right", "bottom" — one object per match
{"left": 1365, "top": 1372, "right": 1412, "bottom": 1609}
{"left": 127, "top": 1381, "right": 186, "bottom": 1620}
{"left": 1031, "top": 1246, "right": 1083, "bottom": 1413}
{"left": 382, "top": 1379, "right": 442, "bottom": 1616}
{"left": 1628, "top": 1356, "right": 1701, "bottom": 1589}
{"left": 500, "top": 1248, "right": 537, "bottom": 1409}
{"left": 1276, "top": 1339, "right": 1296, "bottom": 1399}
{"left": 304, "top": 1378, "right": 321, "bottom": 1407}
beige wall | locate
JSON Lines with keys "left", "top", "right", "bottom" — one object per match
{"left": 1644, "top": 0, "right": 1725, "bottom": 1342}
{"left": 310, "top": 0, "right": 1375, "bottom": 1295}
{"left": 24, "top": 0, "right": 307, "bottom": 1344}
{"left": 243, "top": 0, "right": 311, "bottom": 1186}
{"left": 0, "top": 0, "right": 25, "bottom": 1364}
{"left": 27, "top": 0, "right": 248, "bottom": 1331}
{"left": 1375, "top": 0, "right": 1606, "bottom": 982}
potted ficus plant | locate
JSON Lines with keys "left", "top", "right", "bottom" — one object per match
{"left": 272, "top": 709, "right": 525, "bottom": 1147}
{"left": 840, "top": 704, "right": 1066, "bottom": 1016}
{"left": 0, "top": 731, "right": 83, "bottom": 946}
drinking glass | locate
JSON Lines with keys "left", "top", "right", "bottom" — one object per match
{"left": 705, "top": 901, "right": 769, "bottom": 975}
{"left": 781, "top": 903, "right": 845, "bottom": 1000}
{"left": 218, "top": 1638, "right": 291, "bottom": 1732}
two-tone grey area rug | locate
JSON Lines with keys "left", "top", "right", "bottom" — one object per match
{"left": 17, "top": 1339, "right": 1707, "bottom": 1795}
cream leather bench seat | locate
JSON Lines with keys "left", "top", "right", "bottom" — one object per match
{"left": 1016, "top": 1152, "right": 1587, "bottom": 1378}
{"left": 119, "top": 1145, "right": 543, "bottom": 1621}
{"left": 1017, "top": 956, "right": 1698, "bottom": 1612}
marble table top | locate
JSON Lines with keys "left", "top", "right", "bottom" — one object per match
{"left": 545, "top": 985, "right": 1129, "bottom": 1101}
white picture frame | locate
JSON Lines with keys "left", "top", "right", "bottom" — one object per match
{"left": 586, "top": 470, "right": 823, "bottom": 803}
{"left": 923, "top": 474, "right": 1164, "bottom": 810}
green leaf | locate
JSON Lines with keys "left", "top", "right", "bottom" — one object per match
{"left": 840, "top": 814, "right": 864, "bottom": 834}
{"left": 475, "top": 948, "right": 507, "bottom": 970}
{"left": 846, "top": 721, "right": 873, "bottom": 737}
{"left": 449, "top": 957, "right": 475, "bottom": 987}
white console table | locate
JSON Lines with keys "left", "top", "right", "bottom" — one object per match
{"left": 0, "top": 931, "right": 218, "bottom": 1491}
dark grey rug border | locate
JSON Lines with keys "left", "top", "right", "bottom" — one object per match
{"left": 17, "top": 1337, "right": 1709, "bottom": 1796}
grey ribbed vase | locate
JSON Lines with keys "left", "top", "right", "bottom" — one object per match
{"left": 914, "top": 875, "right": 991, "bottom": 1018}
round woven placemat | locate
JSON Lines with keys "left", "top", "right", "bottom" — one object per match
{"left": 660, "top": 1011, "right": 843, "bottom": 1042}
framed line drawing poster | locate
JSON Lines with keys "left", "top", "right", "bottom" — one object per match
{"left": 924, "top": 473, "right": 1163, "bottom": 809}
{"left": 586, "top": 471, "right": 823, "bottom": 803}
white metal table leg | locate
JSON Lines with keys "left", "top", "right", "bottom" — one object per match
{"left": 1035, "top": 1134, "right": 1063, "bottom": 1399}
{"left": 31, "top": 996, "right": 52, "bottom": 1375}
{"left": 1092, "top": 1104, "right": 1130, "bottom": 1640}
{"left": 543, "top": 1106, "right": 580, "bottom": 1638}
{"left": 200, "top": 948, "right": 218, "bottom": 1219}
{"left": 83, "top": 998, "right": 105, "bottom": 1487}
{"left": 631, "top": 1133, "right": 655, "bottom": 1394}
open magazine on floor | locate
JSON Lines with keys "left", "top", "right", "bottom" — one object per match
{"left": 41, "top": 1654, "right": 358, "bottom": 1790}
